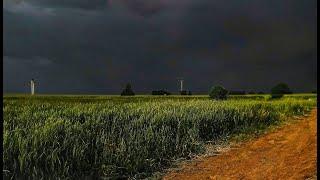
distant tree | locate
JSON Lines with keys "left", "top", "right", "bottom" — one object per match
{"left": 209, "top": 85, "right": 228, "bottom": 100}
{"left": 121, "top": 83, "right": 135, "bottom": 96}
{"left": 188, "top": 91, "right": 192, "bottom": 96}
{"left": 270, "top": 83, "right": 292, "bottom": 98}
{"left": 257, "top": 91, "right": 265, "bottom": 94}
{"left": 311, "top": 90, "right": 317, "bottom": 94}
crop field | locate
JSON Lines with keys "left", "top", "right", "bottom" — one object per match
{"left": 3, "top": 94, "right": 317, "bottom": 179}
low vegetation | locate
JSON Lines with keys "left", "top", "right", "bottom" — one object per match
{"left": 179, "top": 90, "right": 192, "bottom": 95}
{"left": 3, "top": 94, "right": 316, "bottom": 179}
{"left": 152, "top": 90, "right": 171, "bottom": 95}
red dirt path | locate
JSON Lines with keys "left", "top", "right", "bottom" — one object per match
{"left": 164, "top": 109, "right": 317, "bottom": 180}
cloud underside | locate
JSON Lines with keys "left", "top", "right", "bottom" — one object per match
{"left": 3, "top": 0, "right": 317, "bottom": 93}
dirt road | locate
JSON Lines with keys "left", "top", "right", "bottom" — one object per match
{"left": 164, "top": 109, "right": 317, "bottom": 180}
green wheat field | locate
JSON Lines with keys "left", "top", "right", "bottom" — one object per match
{"left": 3, "top": 94, "right": 317, "bottom": 179}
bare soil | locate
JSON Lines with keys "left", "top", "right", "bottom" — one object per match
{"left": 164, "top": 109, "right": 317, "bottom": 180}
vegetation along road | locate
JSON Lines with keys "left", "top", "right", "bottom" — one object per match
{"left": 164, "top": 108, "right": 317, "bottom": 180}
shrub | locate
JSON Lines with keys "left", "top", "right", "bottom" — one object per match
{"left": 209, "top": 85, "right": 228, "bottom": 100}
{"left": 180, "top": 90, "right": 187, "bottom": 95}
{"left": 152, "top": 90, "right": 171, "bottom": 95}
{"left": 188, "top": 91, "right": 192, "bottom": 96}
{"left": 121, "top": 83, "right": 135, "bottom": 96}
{"left": 271, "top": 94, "right": 284, "bottom": 99}
{"left": 248, "top": 91, "right": 255, "bottom": 94}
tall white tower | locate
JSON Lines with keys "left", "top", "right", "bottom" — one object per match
{"left": 30, "top": 79, "right": 35, "bottom": 95}
{"left": 177, "top": 78, "right": 184, "bottom": 92}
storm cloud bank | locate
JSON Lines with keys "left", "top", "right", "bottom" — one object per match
{"left": 3, "top": 0, "right": 317, "bottom": 94}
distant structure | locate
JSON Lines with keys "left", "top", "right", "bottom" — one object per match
{"left": 177, "top": 77, "right": 184, "bottom": 92}
{"left": 30, "top": 79, "right": 35, "bottom": 95}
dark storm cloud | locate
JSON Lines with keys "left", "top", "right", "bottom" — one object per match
{"left": 4, "top": 0, "right": 108, "bottom": 10}
{"left": 29, "top": 0, "right": 108, "bottom": 10}
{"left": 3, "top": 0, "right": 317, "bottom": 94}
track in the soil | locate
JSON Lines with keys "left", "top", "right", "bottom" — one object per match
{"left": 164, "top": 109, "right": 317, "bottom": 180}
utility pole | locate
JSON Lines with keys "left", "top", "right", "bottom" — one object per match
{"left": 177, "top": 77, "right": 184, "bottom": 92}
{"left": 180, "top": 79, "right": 184, "bottom": 92}
{"left": 30, "top": 79, "right": 35, "bottom": 95}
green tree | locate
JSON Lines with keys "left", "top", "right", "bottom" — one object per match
{"left": 209, "top": 85, "right": 228, "bottom": 100}
{"left": 121, "top": 83, "right": 135, "bottom": 96}
{"left": 270, "top": 83, "right": 292, "bottom": 98}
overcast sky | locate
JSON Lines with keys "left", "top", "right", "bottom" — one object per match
{"left": 3, "top": 0, "right": 317, "bottom": 94}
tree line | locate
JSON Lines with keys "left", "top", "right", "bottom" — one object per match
{"left": 120, "top": 82, "right": 315, "bottom": 99}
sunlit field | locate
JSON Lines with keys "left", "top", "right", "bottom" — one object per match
{"left": 3, "top": 94, "right": 316, "bottom": 179}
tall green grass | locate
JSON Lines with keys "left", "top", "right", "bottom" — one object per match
{"left": 3, "top": 96, "right": 316, "bottom": 179}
